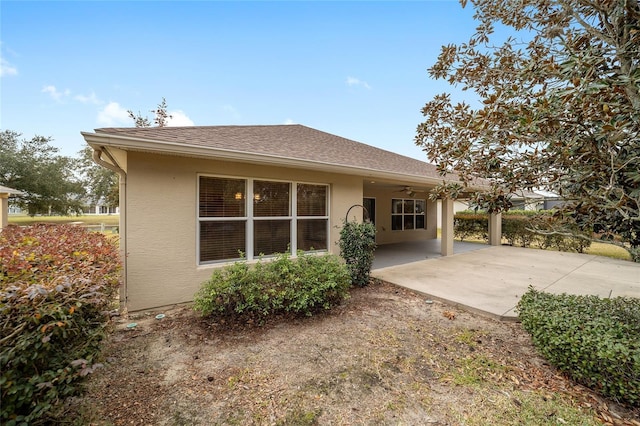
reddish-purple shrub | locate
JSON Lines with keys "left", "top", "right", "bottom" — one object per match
{"left": 1, "top": 224, "right": 121, "bottom": 425}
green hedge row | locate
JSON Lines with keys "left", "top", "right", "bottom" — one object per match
{"left": 517, "top": 288, "right": 640, "bottom": 407}
{"left": 454, "top": 213, "right": 489, "bottom": 242}
{"left": 194, "top": 252, "right": 351, "bottom": 320}
{"left": 454, "top": 211, "right": 592, "bottom": 253}
{"left": 0, "top": 224, "right": 121, "bottom": 425}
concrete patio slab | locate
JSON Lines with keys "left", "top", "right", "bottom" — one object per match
{"left": 372, "top": 239, "right": 487, "bottom": 269}
{"left": 371, "top": 245, "right": 640, "bottom": 321}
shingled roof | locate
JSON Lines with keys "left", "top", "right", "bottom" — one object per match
{"left": 87, "top": 124, "right": 446, "bottom": 182}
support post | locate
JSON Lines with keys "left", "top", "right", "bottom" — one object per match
{"left": 0, "top": 194, "right": 8, "bottom": 230}
{"left": 441, "top": 198, "right": 454, "bottom": 256}
{"left": 488, "top": 212, "right": 502, "bottom": 246}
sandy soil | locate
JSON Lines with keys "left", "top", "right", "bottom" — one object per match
{"left": 67, "top": 281, "right": 639, "bottom": 425}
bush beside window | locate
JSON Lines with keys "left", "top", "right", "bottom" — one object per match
{"left": 517, "top": 288, "right": 640, "bottom": 407}
{"left": 193, "top": 252, "right": 351, "bottom": 320}
{"left": 0, "top": 224, "right": 121, "bottom": 425}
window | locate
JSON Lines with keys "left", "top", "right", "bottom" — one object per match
{"left": 253, "top": 180, "right": 291, "bottom": 257}
{"left": 391, "top": 198, "right": 426, "bottom": 231}
{"left": 297, "top": 184, "right": 328, "bottom": 251}
{"left": 198, "top": 176, "right": 329, "bottom": 264}
{"left": 198, "top": 176, "right": 246, "bottom": 262}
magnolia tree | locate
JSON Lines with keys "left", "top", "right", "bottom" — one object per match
{"left": 416, "top": 0, "right": 640, "bottom": 261}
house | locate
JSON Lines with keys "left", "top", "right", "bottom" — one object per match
{"left": 82, "top": 125, "right": 499, "bottom": 311}
{"left": 82, "top": 199, "right": 120, "bottom": 215}
{"left": 509, "top": 190, "right": 546, "bottom": 211}
{"left": 533, "top": 189, "right": 565, "bottom": 210}
{"left": 0, "top": 185, "right": 23, "bottom": 230}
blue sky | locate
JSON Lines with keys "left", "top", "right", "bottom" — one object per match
{"left": 1, "top": 1, "right": 482, "bottom": 160}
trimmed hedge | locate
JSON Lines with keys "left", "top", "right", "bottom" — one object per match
{"left": 194, "top": 251, "right": 351, "bottom": 320}
{"left": 454, "top": 213, "right": 488, "bottom": 242}
{"left": 454, "top": 211, "right": 592, "bottom": 252}
{"left": 0, "top": 224, "right": 121, "bottom": 425}
{"left": 517, "top": 287, "right": 640, "bottom": 407}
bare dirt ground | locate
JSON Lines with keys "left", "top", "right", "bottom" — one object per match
{"left": 68, "top": 281, "right": 639, "bottom": 426}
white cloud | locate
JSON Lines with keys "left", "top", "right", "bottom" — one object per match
{"left": 167, "top": 110, "right": 194, "bottom": 126}
{"left": 283, "top": 118, "right": 295, "bottom": 125}
{"left": 346, "top": 76, "right": 371, "bottom": 90}
{"left": 97, "top": 102, "right": 130, "bottom": 126}
{"left": 42, "top": 85, "right": 70, "bottom": 101}
{"left": 74, "top": 91, "right": 101, "bottom": 105}
{"left": 0, "top": 57, "right": 17, "bottom": 77}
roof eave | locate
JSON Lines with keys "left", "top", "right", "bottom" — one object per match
{"left": 81, "top": 131, "right": 457, "bottom": 187}
{"left": 0, "top": 186, "right": 24, "bottom": 196}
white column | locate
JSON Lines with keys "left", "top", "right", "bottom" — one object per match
{"left": 441, "top": 197, "right": 454, "bottom": 256}
{"left": 489, "top": 212, "right": 502, "bottom": 246}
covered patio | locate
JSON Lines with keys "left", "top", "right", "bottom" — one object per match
{"left": 372, "top": 240, "right": 488, "bottom": 269}
{"left": 362, "top": 179, "right": 503, "bottom": 258}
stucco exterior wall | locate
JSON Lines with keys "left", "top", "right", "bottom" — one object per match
{"left": 363, "top": 186, "right": 437, "bottom": 245}
{"left": 124, "top": 151, "right": 362, "bottom": 311}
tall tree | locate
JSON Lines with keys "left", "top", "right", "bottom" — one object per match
{"left": 0, "top": 130, "right": 86, "bottom": 216}
{"left": 416, "top": 0, "right": 640, "bottom": 261}
{"left": 127, "top": 97, "right": 172, "bottom": 127}
{"left": 78, "top": 146, "right": 119, "bottom": 209}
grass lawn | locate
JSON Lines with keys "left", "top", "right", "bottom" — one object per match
{"left": 585, "top": 241, "right": 632, "bottom": 260}
{"left": 8, "top": 214, "right": 120, "bottom": 227}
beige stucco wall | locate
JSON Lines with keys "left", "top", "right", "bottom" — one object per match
{"left": 363, "top": 186, "right": 437, "bottom": 245}
{"left": 124, "top": 151, "right": 362, "bottom": 311}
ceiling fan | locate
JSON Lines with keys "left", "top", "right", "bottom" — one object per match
{"left": 394, "top": 186, "right": 426, "bottom": 197}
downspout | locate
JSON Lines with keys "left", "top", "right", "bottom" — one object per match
{"left": 92, "top": 147, "right": 128, "bottom": 310}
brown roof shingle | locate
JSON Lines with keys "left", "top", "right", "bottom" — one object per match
{"left": 93, "top": 124, "right": 444, "bottom": 180}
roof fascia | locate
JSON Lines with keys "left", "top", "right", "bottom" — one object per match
{"left": 81, "top": 131, "right": 459, "bottom": 187}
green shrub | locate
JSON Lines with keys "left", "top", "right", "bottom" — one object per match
{"left": 338, "top": 220, "right": 376, "bottom": 287}
{"left": 453, "top": 211, "right": 592, "bottom": 252}
{"left": 0, "top": 224, "right": 121, "bottom": 425}
{"left": 501, "top": 215, "right": 537, "bottom": 247}
{"left": 193, "top": 252, "right": 351, "bottom": 320}
{"left": 517, "top": 287, "right": 640, "bottom": 407}
{"left": 531, "top": 214, "right": 592, "bottom": 253}
{"left": 503, "top": 209, "right": 540, "bottom": 217}
{"left": 453, "top": 213, "right": 488, "bottom": 242}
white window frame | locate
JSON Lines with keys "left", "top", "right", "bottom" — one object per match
{"left": 197, "top": 175, "right": 248, "bottom": 264}
{"left": 391, "top": 198, "right": 426, "bottom": 231}
{"left": 197, "top": 174, "right": 330, "bottom": 266}
{"left": 295, "top": 182, "right": 331, "bottom": 253}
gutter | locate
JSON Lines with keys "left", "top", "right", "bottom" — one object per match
{"left": 81, "top": 131, "right": 487, "bottom": 191}
{"left": 91, "top": 147, "right": 128, "bottom": 310}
